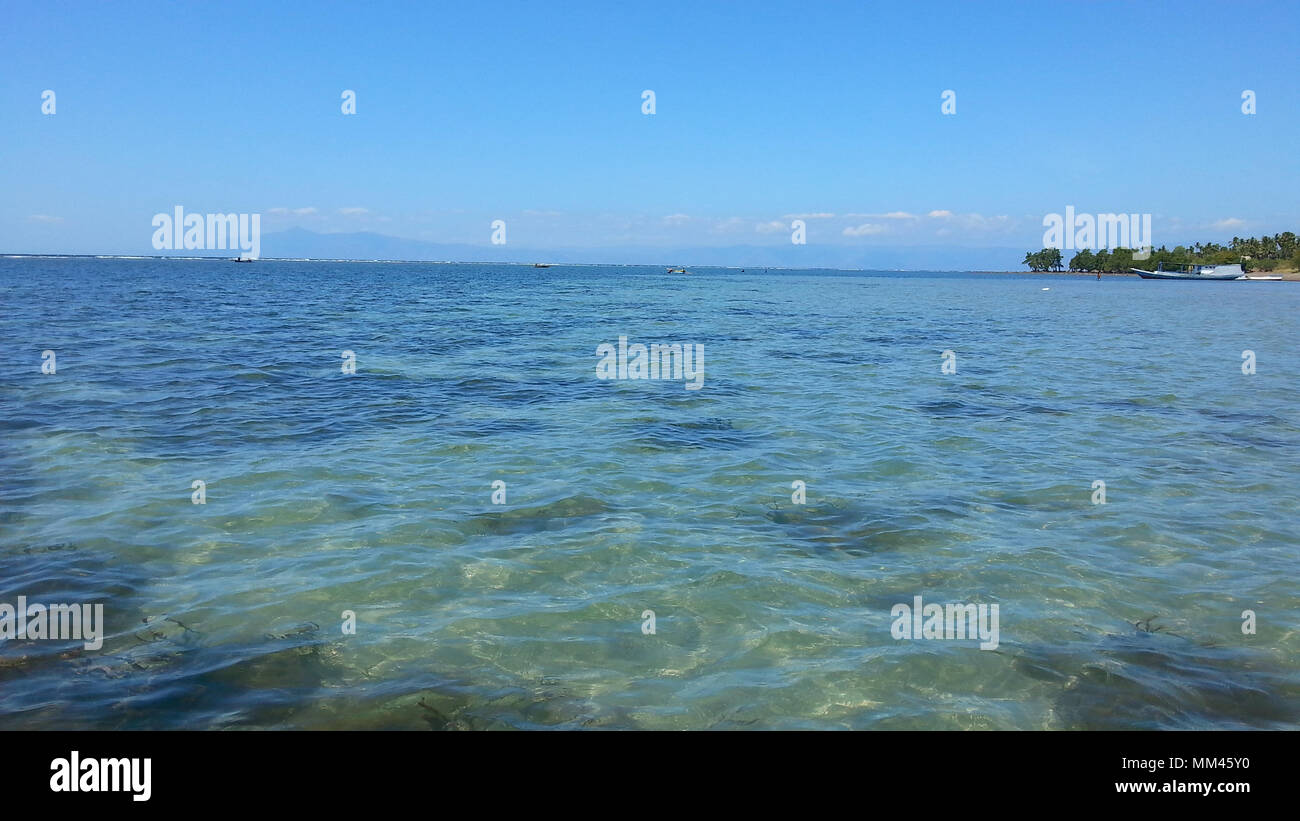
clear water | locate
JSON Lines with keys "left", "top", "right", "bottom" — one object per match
{"left": 2, "top": 258, "right": 1297, "bottom": 729}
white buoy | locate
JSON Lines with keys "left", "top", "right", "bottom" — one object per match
{"left": 1042, "top": 287, "right": 1050, "bottom": 291}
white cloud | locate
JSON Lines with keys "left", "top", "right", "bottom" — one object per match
{"left": 523, "top": 209, "right": 562, "bottom": 217}
{"left": 710, "top": 216, "right": 747, "bottom": 234}
{"left": 338, "top": 207, "right": 369, "bottom": 216}
{"left": 1210, "top": 217, "right": 1246, "bottom": 230}
{"left": 926, "top": 212, "right": 1015, "bottom": 232}
{"left": 967, "top": 213, "right": 1012, "bottom": 228}
{"left": 755, "top": 220, "right": 787, "bottom": 233}
{"left": 782, "top": 212, "right": 835, "bottom": 219}
{"left": 268, "top": 207, "right": 318, "bottom": 216}
{"left": 843, "top": 223, "right": 887, "bottom": 237}
{"left": 662, "top": 213, "right": 691, "bottom": 225}
{"left": 28, "top": 214, "right": 63, "bottom": 223}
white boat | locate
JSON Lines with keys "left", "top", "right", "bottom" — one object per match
{"left": 1130, "top": 263, "right": 1244, "bottom": 280}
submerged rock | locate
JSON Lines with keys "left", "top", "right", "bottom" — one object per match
{"left": 466, "top": 494, "right": 610, "bottom": 536}
{"left": 1010, "top": 618, "right": 1300, "bottom": 730}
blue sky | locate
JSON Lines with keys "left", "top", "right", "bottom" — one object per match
{"left": 3, "top": 0, "right": 1298, "bottom": 257}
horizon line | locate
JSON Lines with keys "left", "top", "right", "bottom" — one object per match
{"left": 1, "top": 253, "right": 1115, "bottom": 275}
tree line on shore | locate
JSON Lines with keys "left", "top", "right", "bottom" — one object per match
{"left": 1022, "top": 232, "right": 1300, "bottom": 273}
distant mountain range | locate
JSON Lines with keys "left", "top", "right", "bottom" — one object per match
{"left": 5, "top": 228, "right": 1026, "bottom": 271}
{"left": 251, "top": 228, "right": 1024, "bottom": 271}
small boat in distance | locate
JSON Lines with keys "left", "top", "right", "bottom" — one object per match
{"left": 233, "top": 255, "right": 254, "bottom": 263}
{"left": 667, "top": 267, "right": 690, "bottom": 274}
{"left": 1130, "top": 262, "right": 1244, "bottom": 280}
{"left": 533, "top": 263, "right": 552, "bottom": 268}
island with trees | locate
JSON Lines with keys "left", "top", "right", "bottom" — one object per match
{"left": 1022, "top": 233, "right": 1300, "bottom": 274}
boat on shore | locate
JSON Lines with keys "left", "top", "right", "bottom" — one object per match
{"left": 1130, "top": 262, "right": 1244, "bottom": 280}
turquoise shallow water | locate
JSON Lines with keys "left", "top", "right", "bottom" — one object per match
{"left": 1, "top": 257, "right": 1298, "bottom": 729}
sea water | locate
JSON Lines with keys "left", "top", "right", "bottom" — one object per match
{"left": 1, "top": 257, "right": 1297, "bottom": 729}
